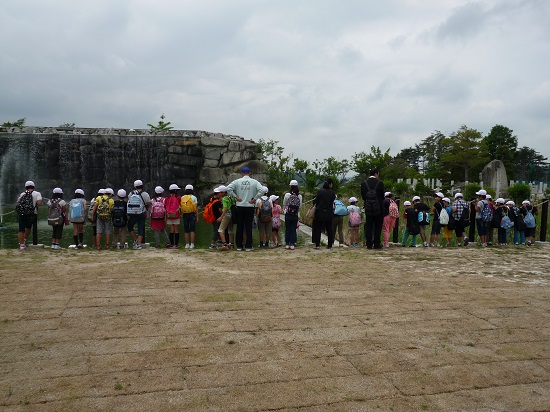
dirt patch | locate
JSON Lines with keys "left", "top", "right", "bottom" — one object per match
{"left": 1, "top": 245, "right": 549, "bottom": 411}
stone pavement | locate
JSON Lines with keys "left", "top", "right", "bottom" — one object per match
{"left": 0, "top": 246, "right": 549, "bottom": 411}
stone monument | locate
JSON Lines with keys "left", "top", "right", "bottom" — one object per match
{"left": 479, "top": 159, "right": 508, "bottom": 197}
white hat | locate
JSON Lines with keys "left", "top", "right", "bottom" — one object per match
{"left": 213, "top": 187, "right": 221, "bottom": 193}
{"left": 412, "top": 196, "right": 421, "bottom": 201}
{"left": 522, "top": 200, "right": 530, "bottom": 205}
{"left": 262, "top": 186, "right": 269, "bottom": 194}
{"left": 496, "top": 198, "right": 505, "bottom": 204}
{"left": 117, "top": 189, "right": 127, "bottom": 198}
{"left": 217, "top": 185, "right": 228, "bottom": 192}
{"left": 98, "top": 188, "right": 105, "bottom": 194}
{"left": 269, "top": 195, "right": 279, "bottom": 202}
{"left": 104, "top": 188, "right": 114, "bottom": 195}
{"left": 404, "top": 201, "right": 411, "bottom": 206}
{"left": 289, "top": 179, "right": 298, "bottom": 186}
{"left": 349, "top": 196, "right": 358, "bottom": 203}
{"left": 25, "top": 180, "right": 35, "bottom": 187}
{"left": 454, "top": 192, "right": 463, "bottom": 199}
{"left": 384, "top": 192, "right": 391, "bottom": 197}
{"left": 185, "top": 184, "right": 194, "bottom": 190}
{"left": 506, "top": 200, "right": 514, "bottom": 206}
{"left": 134, "top": 179, "right": 144, "bottom": 187}
{"left": 155, "top": 186, "right": 164, "bottom": 194}
{"left": 435, "top": 192, "right": 444, "bottom": 198}
{"left": 476, "top": 189, "right": 487, "bottom": 196}
{"left": 53, "top": 187, "right": 63, "bottom": 194}
{"left": 75, "top": 189, "right": 85, "bottom": 195}
{"left": 442, "top": 197, "right": 450, "bottom": 203}
{"left": 486, "top": 194, "right": 492, "bottom": 200}
{"left": 169, "top": 184, "right": 180, "bottom": 191}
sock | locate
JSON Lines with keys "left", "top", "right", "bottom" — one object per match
{"left": 79, "top": 233, "right": 83, "bottom": 244}
{"left": 175, "top": 233, "right": 179, "bottom": 246}
{"left": 74, "top": 235, "right": 79, "bottom": 245}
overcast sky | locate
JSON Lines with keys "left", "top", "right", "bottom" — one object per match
{"left": 1, "top": 0, "right": 549, "bottom": 163}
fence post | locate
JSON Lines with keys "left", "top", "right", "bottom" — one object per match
{"left": 468, "top": 201, "right": 476, "bottom": 241}
{"left": 393, "top": 199, "right": 400, "bottom": 243}
{"left": 32, "top": 218, "right": 38, "bottom": 245}
{"left": 540, "top": 199, "right": 548, "bottom": 242}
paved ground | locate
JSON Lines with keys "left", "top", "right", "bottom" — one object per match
{"left": 0, "top": 245, "right": 549, "bottom": 411}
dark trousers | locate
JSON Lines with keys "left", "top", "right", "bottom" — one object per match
{"left": 364, "top": 214, "right": 383, "bottom": 248}
{"left": 284, "top": 213, "right": 299, "bottom": 246}
{"left": 312, "top": 218, "right": 334, "bottom": 248}
{"left": 236, "top": 206, "right": 255, "bottom": 249}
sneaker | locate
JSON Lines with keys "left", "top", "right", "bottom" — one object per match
{"left": 51, "top": 245, "right": 56, "bottom": 249}
{"left": 285, "top": 245, "right": 290, "bottom": 250}
{"left": 105, "top": 245, "right": 110, "bottom": 250}
{"left": 171, "top": 245, "right": 179, "bottom": 249}
{"left": 463, "top": 237, "right": 469, "bottom": 246}
{"left": 236, "top": 247, "right": 243, "bottom": 251}
{"left": 77, "top": 243, "right": 84, "bottom": 249}
{"left": 245, "top": 248, "right": 254, "bottom": 252}
{"left": 190, "top": 244, "right": 195, "bottom": 249}
{"left": 290, "top": 245, "right": 295, "bottom": 250}
{"left": 527, "top": 240, "right": 532, "bottom": 246}
{"left": 133, "top": 240, "right": 138, "bottom": 248}
{"left": 209, "top": 244, "right": 217, "bottom": 249}
{"left": 19, "top": 244, "right": 27, "bottom": 250}
{"left": 96, "top": 246, "right": 101, "bottom": 250}
{"left": 166, "top": 243, "right": 172, "bottom": 248}
{"left": 423, "top": 242, "right": 428, "bottom": 247}
{"left": 185, "top": 244, "right": 190, "bottom": 249}
{"left": 218, "top": 245, "right": 228, "bottom": 251}
{"left": 135, "top": 244, "right": 142, "bottom": 250}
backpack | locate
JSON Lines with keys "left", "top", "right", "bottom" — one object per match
{"left": 180, "top": 195, "right": 197, "bottom": 214}
{"left": 480, "top": 200, "right": 493, "bottom": 222}
{"left": 47, "top": 199, "right": 64, "bottom": 226}
{"left": 202, "top": 198, "right": 216, "bottom": 223}
{"left": 388, "top": 200, "right": 399, "bottom": 218}
{"left": 96, "top": 196, "right": 112, "bottom": 221}
{"left": 151, "top": 197, "right": 166, "bottom": 219}
{"left": 127, "top": 191, "right": 145, "bottom": 215}
{"left": 512, "top": 207, "right": 526, "bottom": 231}
{"left": 15, "top": 191, "right": 35, "bottom": 215}
{"left": 363, "top": 180, "right": 381, "bottom": 216}
{"left": 500, "top": 212, "right": 514, "bottom": 229}
{"left": 439, "top": 207, "right": 449, "bottom": 226}
{"left": 523, "top": 209, "right": 536, "bottom": 228}
{"left": 348, "top": 207, "right": 362, "bottom": 227}
{"left": 69, "top": 199, "right": 86, "bottom": 223}
{"left": 165, "top": 195, "right": 181, "bottom": 219}
{"left": 112, "top": 201, "right": 127, "bottom": 227}
{"left": 88, "top": 197, "right": 97, "bottom": 222}
{"left": 409, "top": 217, "right": 421, "bottom": 236}
{"left": 286, "top": 193, "right": 301, "bottom": 215}
{"left": 259, "top": 198, "right": 273, "bottom": 222}
{"left": 334, "top": 199, "right": 348, "bottom": 216}
{"left": 417, "top": 210, "right": 430, "bottom": 225}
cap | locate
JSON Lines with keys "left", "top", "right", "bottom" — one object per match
{"left": 495, "top": 198, "right": 505, "bottom": 204}
{"left": 117, "top": 189, "right": 127, "bottom": 198}
{"left": 454, "top": 192, "right": 463, "bottom": 199}
{"left": 213, "top": 187, "right": 221, "bottom": 193}
{"left": 53, "top": 187, "right": 63, "bottom": 194}
{"left": 404, "top": 201, "right": 411, "bottom": 206}
{"left": 25, "top": 180, "right": 35, "bottom": 188}
{"left": 74, "top": 189, "right": 85, "bottom": 196}
{"left": 384, "top": 192, "right": 391, "bottom": 197}
{"left": 217, "top": 185, "right": 228, "bottom": 192}
{"left": 269, "top": 195, "right": 279, "bottom": 202}
{"left": 412, "top": 196, "right": 421, "bottom": 201}
{"left": 349, "top": 196, "right": 358, "bottom": 203}
{"left": 98, "top": 189, "right": 105, "bottom": 194}
{"left": 486, "top": 194, "right": 492, "bottom": 199}
{"left": 522, "top": 200, "right": 530, "bottom": 205}
{"left": 169, "top": 184, "right": 180, "bottom": 191}
{"left": 134, "top": 179, "right": 143, "bottom": 187}
{"left": 289, "top": 179, "right": 298, "bottom": 186}
{"left": 104, "top": 188, "right": 114, "bottom": 195}
{"left": 506, "top": 200, "right": 514, "bottom": 206}
{"left": 435, "top": 192, "right": 444, "bottom": 198}
{"left": 262, "top": 186, "right": 269, "bottom": 194}
{"left": 476, "top": 189, "right": 487, "bottom": 196}
{"left": 185, "top": 184, "right": 194, "bottom": 191}
{"left": 241, "top": 166, "right": 251, "bottom": 173}
{"left": 155, "top": 186, "right": 164, "bottom": 194}
{"left": 442, "top": 197, "right": 450, "bottom": 203}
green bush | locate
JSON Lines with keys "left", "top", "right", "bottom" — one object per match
{"left": 464, "top": 183, "right": 482, "bottom": 201}
{"left": 508, "top": 183, "right": 531, "bottom": 203}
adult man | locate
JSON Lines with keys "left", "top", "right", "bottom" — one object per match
{"left": 127, "top": 180, "right": 152, "bottom": 249}
{"left": 361, "top": 168, "right": 385, "bottom": 249}
{"left": 16, "top": 180, "right": 42, "bottom": 250}
{"left": 226, "top": 166, "right": 264, "bottom": 251}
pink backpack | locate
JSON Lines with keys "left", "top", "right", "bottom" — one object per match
{"left": 389, "top": 200, "right": 399, "bottom": 218}
{"left": 151, "top": 197, "right": 166, "bottom": 219}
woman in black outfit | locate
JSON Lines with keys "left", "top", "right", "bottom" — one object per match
{"left": 312, "top": 178, "right": 336, "bottom": 249}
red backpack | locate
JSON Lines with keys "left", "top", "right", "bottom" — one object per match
{"left": 202, "top": 199, "right": 217, "bottom": 223}
{"left": 165, "top": 195, "right": 181, "bottom": 219}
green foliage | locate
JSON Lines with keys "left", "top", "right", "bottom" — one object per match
{"left": 257, "top": 138, "right": 295, "bottom": 194}
{"left": 464, "top": 183, "right": 482, "bottom": 201}
{"left": 351, "top": 146, "right": 392, "bottom": 179}
{"left": 58, "top": 122, "right": 76, "bottom": 128}
{"left": 508, "top": 183, "right": 531, "bottom": 203}
{"left": 413, "top": 180, "right": 433, "bottom": 197}
{"left": 147, "top": 114, "right": 173, "bottom": 131}
{"left": 419, "top": 131, "right": 447, "bottom": 178}
{"left": 2, "top": 118, "right": 26, "bottom": 127}
{"left": 515, "top": 146, "right": 549, "bottom": 181}
{"left": 482, "top": 125, "right": 518, "bottom": 179}
{"left": 393, "top": 181, "right": 410, "bottom": 197}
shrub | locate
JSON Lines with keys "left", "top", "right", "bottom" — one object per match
{"left": 508, "top": 183, "right": 531, "bottom": 203}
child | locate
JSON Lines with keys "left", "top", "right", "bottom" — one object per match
{"left": 347, "top": 197, "right": 362, "bottom": 247}
{"left": 429, "top": 192, "right": 444, "bottom": 247}
{"left": 181, "top": 184, "right": 199, "bottom": 249}
{"left": 150, "top": 186, "right": 170, "bottom": 248}
{"left": 69, "top": 188, "right": 87, "bottom": 248}
{"left": 208, "top": 187, "right": 223, "bottom": 249}
{"left": 47, "top": 187, "right": 67, "bottom": 249}
{"left": 93, "top": 188, "right": 115, "bottom": 249}
{"left": 256, "top": 186, "right": 272, "bottom": 248}
{"left": 112, "top": 189, "right": 128, "bottom": 249}
{"left": 520, "top": 200, "right": 538, "bottom": 246}
{"left": 382, "top": 192, "right": 398, "bottom": 247}
{"left": 270, "top": 195, "right": 282, "bottom": 247}
{"left": 217, "top": 186, "right": 235, "bottom": 250}
{"left": 441, "top": 197, "right": 453, "bottom": 247}
{"left": 88, "top": 189, "right": 104, "bottom": 249}
{"left": 283, "top": 180, "right": 302, "bottom": 250}
{"left": 413, "top": 195, "right": 430, "bottom": 247}
{"left": 165, "top": 184, "right": 181, "bottom": 248}
{"left": 508, "top": 201, "right": 526, "bottom": 245}
{"left": 494, "top": 198, "right": 510, "bottom": 246}
{"left": 401, "top": 200, "right": 419, "bottom": 247}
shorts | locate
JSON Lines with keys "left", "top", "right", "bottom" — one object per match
{"left": 431, "top": 220, "right": 441, "bottom": 235}
{"left": 166, "top": 218, "right": 180, "bottom": 226}
{"left": 218, "top": 215, "right": 234, "bottom": 234}
{"left": 96, "top": 219, "right": 113, "bottom": 235}
{"left": 127, "top": 213, "right": 146, "bottom": 237}
{"left": 18, "top": 214, "right": 37, "bottom": 231}
{"left": 272, "top": 227, "right": 279, "bottom": 233}
{"left": 182, "top": 213, "right": 196, "bottom": 233}
{"left": 476, "top": 219, "right": 488, "bottom": 236}
{"left": 257, "top": 220, "right": 272, "bottom": 236}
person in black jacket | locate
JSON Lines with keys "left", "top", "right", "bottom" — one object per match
{"left": 360, "top": 169, "right": 385, "bottom": 249}
{"left": 312, "top": 178, "right": 336, "bottom": 249}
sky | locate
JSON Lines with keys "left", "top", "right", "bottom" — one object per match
{"left": 1, "top": 0, "right": 549, "bottom": 164}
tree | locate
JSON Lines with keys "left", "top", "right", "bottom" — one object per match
{"left": 515, "top": 146, "right": 548, "bottom": 181}
{"left": 440, "top": 125, "right": 489, "bottom": 182}
{"left": 257, "top": 138, "right": 295, "bottom": 193}
{"left": 482, "top": 124, "right": 518, "bottom": 178}
{"left": 147, "top": 114, "right": 173, "bottom": 130}
{"left": 351, "top": 146, "right": 392, "bottom": 180}
{"left": 58, "top": 122, "right": 76, "bottom": 128}
{"left": 508, "top": 183, "right": 531, "bottom": 203}
{"left": 395, "top": 145, "right": 422, "bottom": 172}
{"left": 419, "top": 131, "right": 447, "bottom": 178}
{"left": 1, "top": 118, "right": 26, "bottom": 127}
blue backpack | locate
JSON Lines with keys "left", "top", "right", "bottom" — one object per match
{"left": 524, "top": 209, "right": 536, "bottom": 228}
{"left": 334, "top": 199, "right": 348, "bottom": 216}
{"left": 69, "top": 199, "right": 86, "bottom": 223}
